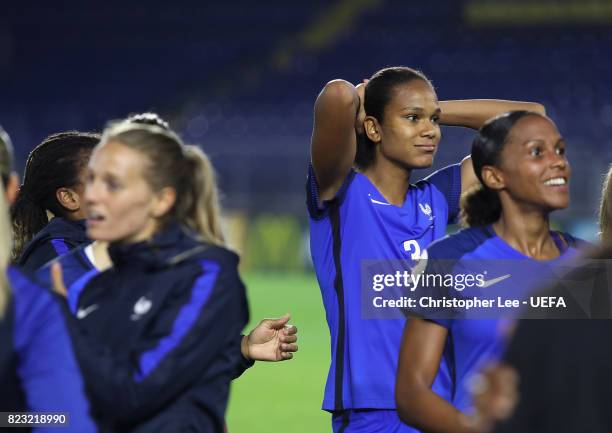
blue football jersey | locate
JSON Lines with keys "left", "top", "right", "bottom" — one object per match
{"left": 307, "top": 163, "right": 461, "bottom": 411}
{"left": 422, "top": 226, "right": 586, "bottom": 412}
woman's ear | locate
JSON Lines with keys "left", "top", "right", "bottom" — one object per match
{"left": 151, "top": 187, "right": 177, "bottom": 218}
{"left": 364, "top": 116, "right": 382, "bottom": 144}
{"left": 481, "top": 165, "right": 505, "bottom": 191}
{"left": 56, "top": 187, "right": 82, "bottom": 212}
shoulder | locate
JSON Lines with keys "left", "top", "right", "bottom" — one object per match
{"left": 7, "top": 266, "right": 58, "bottom": 325}
{"left": 171, "top": 242, "right": 241, "bottom": 278}
{"left": 307, "top": 164, "right": 358, "bottom": 220}
{"left": 171, "top": 244, "right": 246, "bottom": 305}
{"left": 7, "top": 266, "right": 45, "bottom": 297}
{"left": 17, "top": 236, "right": 58, "bottom": 271}
{"left": 426, "top": 226, "right": 493, "bottom": 260}
{"left": 415, "top": 164, "right": 461, "bottom": 192}
{"left": 182, "top": 242, "right": 238, "bottom": 264}
{"left": 556, "top": 231, "right": 592, "bottom": 251}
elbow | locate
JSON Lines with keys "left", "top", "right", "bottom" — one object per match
{"left": 395, "top": 384, "right": 422, "bottom": 428}
{"left": 319, "top": 79, "right": 358, "bottom": 107}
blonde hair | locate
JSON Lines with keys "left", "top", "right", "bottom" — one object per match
{"left": 100, "top": 122, "right": 225, "bottom": 246}
{"left": 599, "top": 165, "right": 612, "bottom": 245}
{"left": 0, "top": 127, "right": 13, "bottom": 317}
{"left": 0, "top": 177, "right": 12, "bottom": 318}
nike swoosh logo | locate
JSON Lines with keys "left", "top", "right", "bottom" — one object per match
{"left": 76, "top": 304, "right": 99, "bottom": 319}
{"left": 481, "top": 274, "right": 511, "bottom": 288}
{"left": 370, "top": 198, "right": 392, "bottom": 206}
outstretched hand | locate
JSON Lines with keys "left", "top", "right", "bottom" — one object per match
{"left": 50, "top": 262, "right": 68, "bottom": 298}
{"left": 241, "top": 314, "right": 298, "bottom": 362}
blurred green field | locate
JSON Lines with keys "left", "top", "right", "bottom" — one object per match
{"left": 226, "top": 272, "right": 332, "bottom": 433}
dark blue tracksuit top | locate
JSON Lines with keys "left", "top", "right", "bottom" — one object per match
{"left": 60, "top": 223, "right": 250, "bottom": 433}
{"left": 17, "top": 218, "right": 89, "bottom": 274}
{"left": 0, "top": 266, "right": 96, "bottom": 433}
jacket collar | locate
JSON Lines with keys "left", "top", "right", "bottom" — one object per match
{"left": 19, "top": 217, "right": 89, "bottom": 261}
{"left": 107, "top": 223, "right": 204, "bottom": 270}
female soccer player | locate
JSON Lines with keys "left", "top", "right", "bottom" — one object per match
{"left": 308, "top": 66, "right": 545, "bottom": 432}
{"left": 27, "top": 113, "right": 173, "bottom": 283}
{"left": 31, "top": 114, "right": 298, "bottom": 366}
{"left": 12, "top": 113, "right": 170, "bottom": 273}
{"left": 466, "top": 163, "right": 612, "bottom": 433}
{"left": 12, "top": 131, "right": 99, "bottom": 272}
{"left": 49, "top": 121, "right": 296, "bottom": 432}
{"left": 395, "top": 111, "right": 585, "bottom": 433}
{"left": 0, "top": 126, "right": 95, "bottom": 432}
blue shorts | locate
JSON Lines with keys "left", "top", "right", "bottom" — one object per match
{"left": 332, "top": 410, "right": 421, "bottom": 433}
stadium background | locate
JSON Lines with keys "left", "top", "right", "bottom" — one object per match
{"left": 1, "top": 1, "right": 611, "bottom": 431}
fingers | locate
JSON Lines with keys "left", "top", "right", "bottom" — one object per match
{"left": 50, "top": 262, "right": 68, "bottom": 297}
{"left": 469, "top": 363, "right": 519, "bottom": 432}
{"left": 281, "top": 343, "right": 298, "bottom": 352}
{"left": 283, "top": 324, "right": 298, "bottom": 336}
{"left": 279, "top": 334, "right": 297, "bottom": 344}
{"left": 264, "top": 313, "right": 291, "bottom": 330}
{"left": 488, "top": 366, "right": 519, "bottom": 419}
{"left": 280, "top": 342, "right": 299, "bottom": 360}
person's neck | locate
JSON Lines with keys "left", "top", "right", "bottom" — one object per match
{"left": 363, "top": 158, "right": 411, "bottom": 206}
{"left": 91, "top": 241, "right": 112, "bottom": 271}
{"left": 492, "top": 200, "right": 559, "bottom": 260}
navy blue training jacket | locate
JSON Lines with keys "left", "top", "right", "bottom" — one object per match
{"left": 18, "top": 218, "right": 89, "bottom": 274}
{"left": 0, "top": 266, "right": 96, "bottom": 433}
{"left": 61, "top": 224, "right": 249, "bottom": 433}
{"left": 36, "top": 244, "right": 96, "bottom": 293}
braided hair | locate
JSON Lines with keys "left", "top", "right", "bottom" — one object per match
{"left": 11, "top": 131, "right": 100, "bottom": 260}
{"left": 125, "top": 112, "right": 170, "bottom": 130}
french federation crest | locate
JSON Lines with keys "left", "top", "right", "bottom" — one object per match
{"left": 418, "top": 203, "right": 433, "bottom": 221}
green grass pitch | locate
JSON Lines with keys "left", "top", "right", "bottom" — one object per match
{"left": 226, "top": 272, "right": 332, "bottom": 433}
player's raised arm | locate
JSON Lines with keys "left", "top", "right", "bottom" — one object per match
{"left": 439, "top": 100, "right": 546, "bottom": 196}
{"left": 310, "top": 79, "right": 364, "bottom": 201}
{"left": 439, "top": 100, "right": 546, "bottom": 130}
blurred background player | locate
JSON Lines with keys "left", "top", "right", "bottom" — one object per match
{"left": 395, "top": 111, "right": 586, "bottom": 433}
{"left": 22, "top": 114, "right": 299, "bottom": 366}
{"left": 467, "top": 163, "right": 612, "bottom": 433}
{"left": 11, "top": 113, "right": 168, "bottom": 274}
{"left": 12, "top": 132, "right": 99, "bottom": 273}
{"left": 50, "top": 121, "right": 249, "bottom": 432}
{"left": 49, "top": 121, "right": 299, "bottom": 432}
{"left": 30, "top": 113, "right": 175, "bottom": 283}
{"left": 0, "top": 126, "right": 95, "bottom": 432}
{"left": 308, "top": 66, "right": 544, "bottom": 432}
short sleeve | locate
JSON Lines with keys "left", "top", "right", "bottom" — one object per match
{"left": 306, "top": 163, "right": 355, "bottom": 220}
{"left": 422, "top": 163, "right": 462, "bottom": 223}
{"left": 409, "top": 250, "right": 457, "bottom": 328}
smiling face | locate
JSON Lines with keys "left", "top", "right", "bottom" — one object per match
{"left": 494, "top": 115, "right": 571, "bottom": 211}
{"left": 85, "top": 140, "right": 163, "bottom": 243}
{"left": 367, "top": 79, "right": 441, "bottom": 170}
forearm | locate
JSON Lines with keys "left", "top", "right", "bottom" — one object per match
{"left": 397, "top": 387, "right": 472, "bottom": 433}
{"left": 439, "top": 100, "right": 546, "bottom": 130}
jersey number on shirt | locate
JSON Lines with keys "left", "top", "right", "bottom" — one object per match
{"left": 403, "top": 240, "right": 428, "bottom": 260}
